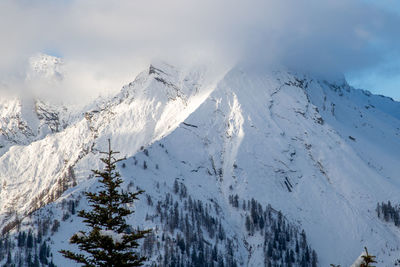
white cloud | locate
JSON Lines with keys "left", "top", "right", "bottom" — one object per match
{"left": 1, "top": 0, "right": 400, "bottom": 101}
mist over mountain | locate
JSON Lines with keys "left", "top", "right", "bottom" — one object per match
{"left": 2, "top": 0, "right": 400, "bottom": 101}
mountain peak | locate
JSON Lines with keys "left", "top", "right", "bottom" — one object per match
{"left": 0, "top": 63, "right": 399, "bottom": 266}
{"left": 26, "top": 53, "right": 64, "bottom": 81}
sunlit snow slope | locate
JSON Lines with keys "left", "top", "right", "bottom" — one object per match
{"left": 0, "top": 60, "right": 399, "bottom": 266}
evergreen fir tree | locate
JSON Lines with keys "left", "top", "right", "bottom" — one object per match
{"left": 60, "top": 139, "right": 151, "bottom": 266}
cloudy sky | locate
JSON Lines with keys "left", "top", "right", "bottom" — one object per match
{"left": 1, "top": 0, "right": 400, "bottom": 100}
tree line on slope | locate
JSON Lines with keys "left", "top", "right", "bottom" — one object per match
{"left": 376, "top": 201, "right": 400, "bottom": 227}
{"left": 229, "top": 194, "right": 317, "bottom": 267}
{"left": 0, "top": 140, "right": 383, "bottom": 266}
{"left": 0, "top": 230, "right": 55, "bottom": 267}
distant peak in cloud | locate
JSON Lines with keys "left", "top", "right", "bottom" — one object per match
{"left": 27, "top": 53, "right": 64, "bottom": 81}
{"left": 1, "top": 0, "right": 400, "bottom": 100}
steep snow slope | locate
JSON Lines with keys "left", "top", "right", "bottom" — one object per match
{"left": 119, "top": 67, "right": 400, "bottom": 266}
{"left": 0, "top": 62, "right": 399, "bottom": 266}
{"left": 0, "top": 62, "right": 215, "bottom": 220}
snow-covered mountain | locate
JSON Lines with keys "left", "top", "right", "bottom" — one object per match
{"left": 0, "top": 56, "right": 399, "bottom": 266}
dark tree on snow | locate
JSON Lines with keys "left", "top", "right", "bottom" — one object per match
{"left": 60, "top": 139, "right": 151, "bottom": 266}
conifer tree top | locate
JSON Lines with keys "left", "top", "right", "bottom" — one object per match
{"left": 60, "top": 139, "right": 150, "bottom": 267}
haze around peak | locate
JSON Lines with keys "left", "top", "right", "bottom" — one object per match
{"left": 1, "top": 0, "right": 399, "bottom": 101}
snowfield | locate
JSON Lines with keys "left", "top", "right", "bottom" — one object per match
{"left": 0, "top": 55, "right": 399, "bottom": 266}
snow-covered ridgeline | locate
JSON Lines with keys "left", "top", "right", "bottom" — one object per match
{"left": 0, "top": 62, "right": 217, "bottom": 223}
{"left": 0, "top": 59, "right": 399, "bottom": 266}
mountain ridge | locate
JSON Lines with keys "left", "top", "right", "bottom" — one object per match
{"left": 0, "top": 59, "right": 399, "bottom": 266}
